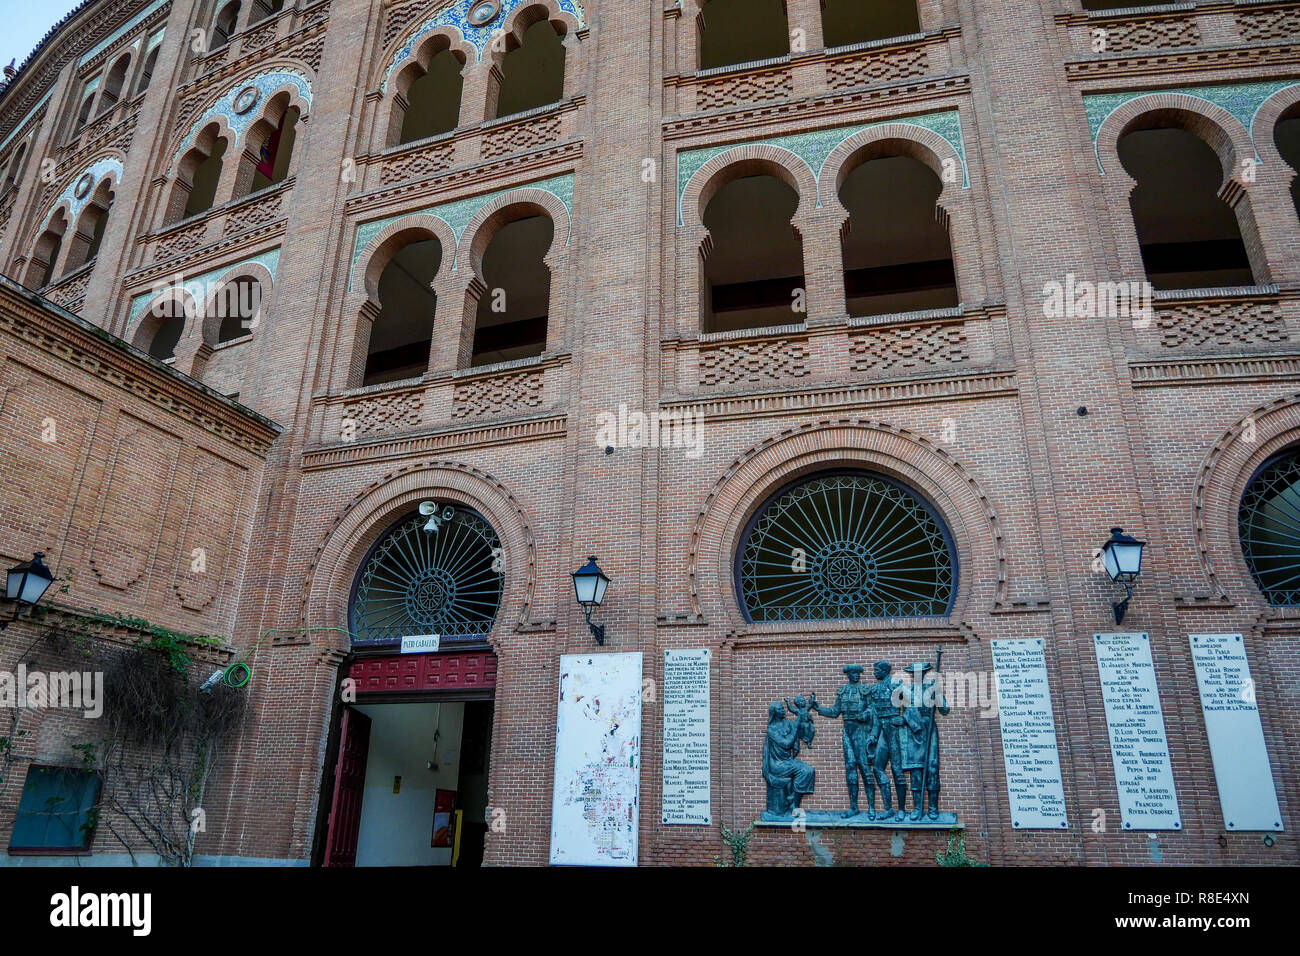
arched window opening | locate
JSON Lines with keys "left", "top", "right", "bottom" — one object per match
{"left": 213, "top": 276, "right": 263, "bottom": 343}
{"left": 27, "top": 210, "right": 69, "bottom": 289}
{"left": 180, "top": 130, "right": 227, "bottom": 220}
{"left": 135, "top": 43, "right": 160, "bottom": 97}
{"left": 64, "top": 181, "right": 115, "bottom": 275}
{"left": 365, "top": 238, "right": 442, "bottom": 385}
{"left": 249, "top": 0, "right": 284, "bottom": 25}
{"left": 839, "top": 154, "right": 957, "bottom": 317}
{"left": 397, "top": 48, "right": 464, "bottom": 145}
{"left": 1118, "top": 126, "right": 1255, "bottom": 290}
{"left": 471, "top": 216, "right": 551, "bottom": 366}
{"left": 492, "top": 19, "right": 566, "bottom": 119}
{"left": 73, "top": 93, "right": 95, "bottom": 135}
{"left": 1240, "top": 450, "right": 1300, "bottom": 605}
{"left": 1274, "top": 109, "right": 1300, "bottom": 224}
{"left": 247, "top": 103, "right": 299, "bottom": 194}
{"left": 212, "top": 2, "right": 241, "bottom": 49}
{"left": 143, "top": 298, "right": 187, "bottom": 361}
{"left": 823, "top": 0, "right": 920, "bottom": 48}
{"left": 737, "top": 471, "right": 956, "bottom": 622}
{"left": 698, "top": 0, "right": 789, "bottom": 71}
{"left": 701, "top": 173, "right": 804, "bottom": 334}
{"left": 2, "top": 142, "right": 28, "bottom": 196}
{"left": 97, "top": 54, "right": 130, "bottom": 115}
{"left": 350, "top": 508, "right": 505, "bottom": 647}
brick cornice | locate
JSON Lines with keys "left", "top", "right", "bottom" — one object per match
{"left": 0, "top": 276, "right": 281, "bottom": 455}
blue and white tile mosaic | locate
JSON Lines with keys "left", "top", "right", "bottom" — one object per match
{"left": 675, "top": 109, "right": 969, "bottom": 225}
{"left": 347, "top": 173, "right": 574, "bottom": 291}
{"left": 127, "top": 247, "right": 281, "bottom": 328}
{"left": 173, "top": 70, "right": 313, "bottom": 167}
{"left": 1084, "top": 80, "right": 1300, "bottom": 173}
{"left": 381, "top": 0, "right": 586, "bottom": 90}
{"left": 37, "top": 156, "right": 124, "bottom": 234}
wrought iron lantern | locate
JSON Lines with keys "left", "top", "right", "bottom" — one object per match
{"left": 571, "top": 556, "right": 609, "bottom": 645}
{"left": 2, "top": 552, "right": 54, "bottom": 629}
{"left": 1101, "top": 527, "right": 1145, "bottom": 624}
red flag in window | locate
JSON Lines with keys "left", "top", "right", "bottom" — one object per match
{"left": 256, "top": 123, "right": 282, "bottom": 179}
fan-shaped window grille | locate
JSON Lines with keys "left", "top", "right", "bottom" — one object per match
{"left": 1240, "top": 452, "right": 1300, "bottom": 605}
{"left": 737, "top": 472, "right": 955, "bottom": 622}
{"left": 351, "top": 509, "right": 503, "bottom": 646}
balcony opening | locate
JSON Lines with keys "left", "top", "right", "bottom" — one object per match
{"left": 471, "top": 215, "right": 552, "bottom": 366}
{"left": 64, "top": 180, "right": 115, "bottom": 275}
{"left": 142, "top": 297, "right": 188, "bottom": 361}
{"left": 492, "top": 18, "right": 565, "bottom": 119}
{"left": 839, "top": 154, "right": 957, "bottom": 317}
{"left": 27, "top": 209, "right": 68, "bottom": 290}
{"left": 701, "top": 173, "right": 804, "bottom": 334}
{"left": 698, "top": 0, "right": 789, "bottom": 71}
{"left": 181, "top": 129, "right": 227, "bottom": 219}
{"left": 364, "top": 238, "right": 441, "bottom": 386}
{"left": 397, "top": 46, "right": 464, "bottom": 145}
{"left": 1118, "top": 126, "right": 1255, "bottom": 290}
{"left": 97, "top": 54, "right": 131, "bottom": 115}
{"left": 135, "top": 43, "right": 160, "bottom": 97}
{"left": 73, "top": 92, "right": 94, "bottom": 135}
{"left": 823, "top": 0, "right": 919, "bottom": 48}
{"left": 2, "top": 142, "right": 28, "bottom": 196}
{"left": 250, "top": 0, "right": 284, "bottom": 25}
{"left": 212, "top": 2, "right": 241, "bottom": 50}
{"left": 1275, "top": 109, "right": 1300, "bottom": 224}
{"left": 214, "top": 277, "right": 264, "bottom": 343}
{"left": 248, "top": 102, "right": 300, "bottom": 193}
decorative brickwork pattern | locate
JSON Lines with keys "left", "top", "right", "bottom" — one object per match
{"left": 1100, "top": 18, "right": 1201, "bottom": 53}
{"left": 43, "top": 269, "right": 91, "bottom": 309}
{"left": 827, "top": 47, "right": 928, "bottom": 91}
{"left": 244, "top": 23, "right": 279, "bottom": 51}
{"left": 383, "top": 0, "right": 436, "bottom": 49}
{"left": 1156, "top": 299, "right": 1287, "bottom": 349}
{"left": 850, "top": 322, "right": 969, "bottom": 372}
{"left": 1237, "top": 7, "right": 1300, "bottom": 43}
{"left": 481, "top": 112, "right": 562, "bottom": 159}
{"left": 343, "top": 390, "right": 423, "bottom": 436}
{"left": 154, "top": 220, "right": 208, "bottom": 261}
{"left": 452, "top": 370, "right": 545, "bottom": 418}
{"left": 223, "top": 192, "right": 284, "bottom": 235}
{"left": 697, "top": 69, "right": 793, "bottom": 110}
{"left": 380, "top": 141, "right": 455, "bottom": 184}
{"left": 698, "top": 338, "right": 810, "bottom": 387}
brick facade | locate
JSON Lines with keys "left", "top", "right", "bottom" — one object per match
{"left": 0, "top": 0, "right": 1298, "bottom": 866}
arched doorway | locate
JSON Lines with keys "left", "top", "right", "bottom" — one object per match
{"left": 316, "top": 505, "right": 503, "bottom": 867}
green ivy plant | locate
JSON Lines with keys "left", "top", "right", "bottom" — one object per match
{"left": 716, "top": 821, "right": 757, "bottom": 867}
{"left": 935, "top": 826, "right": 986, "bottom": 866}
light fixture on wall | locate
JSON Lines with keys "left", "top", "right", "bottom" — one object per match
{"left": 571, "top": 556, "right": 610, "bottom": 646}
{"left": 1, "top": 552, "right": 55, "bottom": 629}
{"left": 1101, "top": 528, "right": 1145, "bottom": 625}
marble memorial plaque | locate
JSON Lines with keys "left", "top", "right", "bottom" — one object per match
{"left": 1189, "top": 634, "right": 1283, "bottom": 832}
{"left": 662, "top": 648, "right": 712, "bottom": 825}
{"left": 1094, "top": 632, "right": 1181, "bottom": 831}
{"left": 991, "top": 639, "right": 1069, "bottom": 829}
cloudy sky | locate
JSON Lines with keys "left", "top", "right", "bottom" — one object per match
{"left": 3, "top": 2, "right": 86, "bottom": 76}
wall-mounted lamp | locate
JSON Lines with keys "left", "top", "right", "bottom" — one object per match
{"left": 1101, "top": 528, "right": 1145, "bottom": 625}
{"left": 1, "top": 552, "right": 54, "bottom": 629}
{"left": 571, "top": 555, "right": 609, "bottom": 646}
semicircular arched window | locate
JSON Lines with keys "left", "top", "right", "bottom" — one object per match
{"left": 737, "top": 472, "right": 955, "bottom": 622}
{"left": 1239, "top": 451, "right": 1300, "bottom": 605}
{"left": 351, "top": 508, "right": 504, "bottom": 646}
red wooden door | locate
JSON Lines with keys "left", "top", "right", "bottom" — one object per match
{"left": 323, "top": 708, "right": 371, "bottom": 867}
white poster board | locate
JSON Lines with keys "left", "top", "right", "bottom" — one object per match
{"left": 549, "top": 652, "right": 643, "bottom": 866}
{"left": 991, "top": 639, "right": 1069, "bottom": 830}
{"left": 662, "top": 648, "right": 711, "bottom": 825}
{"left": 1093, "top": 632, "right": 1181, "bottom": 831}
{"left": 1189, "top": 634, "right": 1283, "bottom": 832}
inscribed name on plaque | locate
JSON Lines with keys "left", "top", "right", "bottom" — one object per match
{"left": 549, "top": 652, "right": 643, "bottom": 866}
{"left": 991, "top": 639, "right": 1068, "bottom": 829}
{"left": 1093, "top": 632, "right": 1181, "bottom": 831}
{"left": 663, "top": 648, "right": 711, "bottom": 825}
{"left": 1189, "top": 634, "right": 1283, "bottom": 832}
